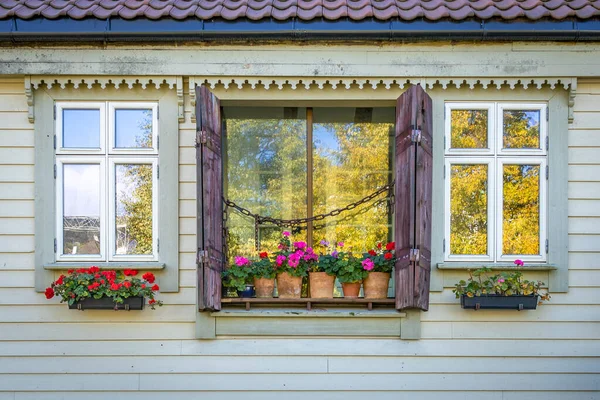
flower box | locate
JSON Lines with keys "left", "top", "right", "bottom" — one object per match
{"left": 68, "top": 296, "right": 145, "bottom": 311}
{"left": 461, "top": 294, "right": 538, "bottom": 310}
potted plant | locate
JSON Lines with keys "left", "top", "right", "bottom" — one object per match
{"left": 453, "top": 260, "right": 551, "bottom": 310}
{"left": 45, "top": 267, "right": 162, "bottom": 310}
{"left": 274, "top": 231, "right": 312, "bottom": 299}
{"left": 335, "top": 251, "right": 368, "bottom": 298}
{"left": 309, "top": 240, "right": 343, "bottom": 298}
{"left": 361, "top": 241, "right": 395, "bottom": 299}
{"left": 252, "top": 251, "right": 276, "bottom": 298}
{"left": 222, "top": 256, "right": 254, "bottom": 298}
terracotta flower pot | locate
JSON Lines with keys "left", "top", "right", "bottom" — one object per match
{"left": 277, "top": 272, "right": 303, "bottom": 299}
{"left": 309, "top": 272, "right": 335, "bottom": 298}
{"left": 253, "top": 277, "right": 275, "bottom": 298}
{"left": 341, "top": 281, "right": 362, "bottom": 298}
{"left": 363, "top": 272, "right": 390, "bottom": 299}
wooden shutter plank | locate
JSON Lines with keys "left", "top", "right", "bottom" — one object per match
{"left": 394, "top": 84, "right": 433, "bottom": 311}
{"left": 196, "top": 85, "right": 224, "bottom": 312}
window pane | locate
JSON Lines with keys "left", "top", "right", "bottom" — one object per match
{"left": 62, "top": 109, "right": 100, "bottom": 148}
{"left": 450, "top": 110, "right": 488, "bottom": 149}
{"left": 503, "top": 110, "right": 541, "bottom": 149}
{"left": 62, "top": 164, "right": 101, "bottom": 255}
{"left": 115, "top": 109, "right": 153, "bottom": 148}
{"left": 503, "top": 164, "right": 540, "bottom": 255}
{"left": 115, "top": 164, "right": 153, "bottom": 255}
{"left": 312, "top": 107, "right": 394, "bottom": 251}
{"left": 450, "top": 164, "right": 488, "bottom": 255}
{"left": 223, "top": 107, "right": 307, "bottom": 258}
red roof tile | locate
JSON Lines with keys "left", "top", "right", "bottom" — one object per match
{"left": 0, "top": 0, "right": 599, "bottom": 20}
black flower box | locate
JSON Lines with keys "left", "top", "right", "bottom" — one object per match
{"left": 68, "top": 296, "right": 144, "bottom": 311}
{"left": 461, "top": 294, "right": 538, "bottom": 310}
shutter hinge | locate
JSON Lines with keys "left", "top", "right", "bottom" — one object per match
{"left": 443, "top": 238, "right": 446, "bottom": 253}
{"left": 195, "top": 130, "right": 207, "bottom": 148}
{"left": 157, "top": 106, "right": 159, "bottom": 120}
{"left": 157, "top": 165, "right": 159, "bottom": 179}
{"left": 546, "top": 165, "right": 549, "bottom": 180}
{"left": 54, "top": 238, "right": 57, "bottom": 253}
{"left": 53, "top": 105, "right": 56, "bottom": 120}
{"left": 444, "top": 135, "right": 446, "bottom": 149}
{"left": 546, "top": 136, "right": 549, "bottom": 151}
{"left": 545, "top": 239, "right": 549, "bottom": 254}
{"left": 409, "top": 248, "right": 420, "bottom": 262}
{"left": 546, "top": 107, "right": 549, "bottom": 121}
{"left": 411, "top": 128, "right": 422, "bottom": 144}
{"left": 157, "top": 135, "right": 159, "bottom": 151}
{"left": 444, "top": 164, "right": 446, "bottom": 179}
{"left": 197, "top": 249, "right": 208, "bottom": 265}
{"left": 53, "top": 134, "right": 57, "bottom": 150}
{"left": 157, "top": 239, "right": 160, "bottom": 253}
{"left": 53, "top": 164, "right": 57, "bottom": 179}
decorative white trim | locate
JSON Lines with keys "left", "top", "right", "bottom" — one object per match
{"left": 176, "top": 76, "right": 184, "bottom": 122}
{"left": 189, "top": 77, "right": 196, "bottom": 123}
{"left": 30, "top": 76, "right": 178, "bottom": 90}
{"left": 193, "top": 76, "right": 575, "bottom": 92}
{"left": 25, "top": 76, "right": 34, "bottom": 123}
{"left": 568, "top": 78, "right": 577, "bottom": 124}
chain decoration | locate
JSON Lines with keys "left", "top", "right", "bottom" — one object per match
{"left": 222, "top": 181, "right": 395, "bottom": 251}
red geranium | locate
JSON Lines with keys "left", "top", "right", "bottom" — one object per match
{"left": 88, "top": 266, "right": 100, "bottom": 274}
{"left": 151, "top": 284, "right": 160, "bottom": 291}
{"left": 386, "top": 242, "right": 395, "bottom": 251}
{"left": 377, "top": 243, "right": 382, "bottom": 249}
{"left": 368, "top": 250, "right": 377, "bottom": 256}
{"left": 384, "top": 252, "right": 393, "bottom": 260}
{"left": 123, "top": 281, "right": 131, "bottom": 289}
{"left": 259, "top": 252, "right": 268, "bottom": 259}
{"left": 110, "top": 283, "right": 121, "bottom": 291}
{"left": 55, "top": 275, "right": 65, "bottom": 285}
{"left": 123, "top": 269, "right": 138, "bottom": 276}
{"left": 44, "top": 287, "right": 54, "bottom": 299}
{"left": 142, "top": 272, "right": 156, "bottom": 283}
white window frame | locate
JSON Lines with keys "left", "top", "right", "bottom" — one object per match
{"left": 108, "top": 102, "right": 159, "bottom": 155}
{"left": 55, "top": 102, "right": 106, "bottom": 155}
{"left": 108, "top": 157, "right": 159, "bottom": 262}
{"left": 54, "top": 101, "right": 159, "bottom": 262}
{"left": 55, "top": 157, "right": 106, "bottom": 262}
{"left": 444, "top": 101, "right": 548, "bottom": 263}
{"left": 496, "top": 157, "right": 547, "bottom": 262}
{"left": 497, "top": 103, "right": 548, "bottom": 156}
{"left": 444, "top": 157, "right": 495, "bottom": 262}
{"left": 445, "top": 102, "right": 494, "bottom": 155}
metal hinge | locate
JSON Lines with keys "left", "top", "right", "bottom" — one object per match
{"left": 546, "top": 165, "right": 549, "bottom": 180}
{"left": 195, "top": 130, "right": 207, "bottom": 148}
{"left": 196, "top": 249, "right": 208, "bottom": 265}
{"left": 53, "top": 164, "right": 57, "bottom": 179}
{"left": 546, "top": 136, "right": 549, "bottom": 151}
{"left": 157, "top": 239, "right": 160, "bottom": 253}
{"left": 53, "top": 134, "right": 56, "bottom": 150}
{"left": 409, "top": 248, "right": 420, "bottom": 262}
{"left": 411, "top": 128, "right": 422, "bottom": 143}
{"left": 157, "top": 165, "right": 159, "bottom": 179}
{"left": 157, "top": 135, "right": 159, "bottom": 150}
{"left": 444, "top": 135, "right": 446, "bottom": 149}
{"left": 53, "top": 105, "right": 56, "bottom": 120}
{"left": 444, "top": 164, "right": 446, "bottom": 179}
{"left": 546, "top": 107, "right": 549, "bottom": 121}
{"left": 54, "top": 238, "right": 57, "bottom": 253}
{"left": 545, "top": 239, "right": 549, "bottom": 254}
{"left": 443, "top": 238, "right": 446, "bottom": 253}
{"left": 157, "top": 106, "right": 159, "bottom": 120}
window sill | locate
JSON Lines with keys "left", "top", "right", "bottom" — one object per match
{"left": 197, "top": 304, "right": 420, "bottom": 339}
{"left": 44, "top": 262, "right": 165, "bottom": 270}
{"left": 437, "top": 263, "right": 557, "bottom": 271}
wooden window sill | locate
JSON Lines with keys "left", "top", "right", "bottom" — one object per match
{"left": 44, "top": 262, "right": 165, "bottom": 270}
{"left": 221, "top": 297, "right": 396, "bottom": 311}
{"left": 437, "top": 263, "right": 557, "bottom": 271}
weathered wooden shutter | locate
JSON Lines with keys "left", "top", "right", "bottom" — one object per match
{"left": 394, "top": 84, "right": 433, "bottom": 311}
{"left": 196, "top": 85, "right": 224, "bottom": 311}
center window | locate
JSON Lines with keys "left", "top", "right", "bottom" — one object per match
{"left": 223, "top": 106, "right": 395, "bottom": 257}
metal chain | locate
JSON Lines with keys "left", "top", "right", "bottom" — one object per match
{"left": 222, "top": 180, "right": 395, "bottom": 230}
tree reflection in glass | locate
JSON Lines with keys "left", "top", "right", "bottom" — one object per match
{"left": 503, "top": 164, "right": 540, "bottom": 255}
{"left": 450, "top": 110, "right": 488, "bottom": 149}
{"left": 503, "top": 110, "right": 540, "bottom": 149}
{"left": 450, "top": 164, "right": 488, "bottom": 255}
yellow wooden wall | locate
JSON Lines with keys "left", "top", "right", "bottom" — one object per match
{"left": 0, "top": 76, "right": 598, "bottom": 399}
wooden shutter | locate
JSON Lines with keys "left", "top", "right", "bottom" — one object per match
{"left": 196, "top": 85, "right": 224, "bottom": 312}
{"left": 394, "top": 84, "right": 433, "bottom": 311}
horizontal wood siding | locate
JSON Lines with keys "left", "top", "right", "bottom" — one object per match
{"left": 0, "top": 76, "right": 598, "bottom": 399}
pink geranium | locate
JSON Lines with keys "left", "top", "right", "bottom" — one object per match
{"left": 234, "top": 256, "right": 250, "bottom": 266}
{"left": 514, "top": 259, "right": 524, "bottom": 267}
{"left": 276, "top": 255, "right": 286, "bottom": 267}
{"left": 282, "top": 231, "right": 290, "bottom": 237}
{"left": 362, "top": 258, "right": 375, "bottom": 271}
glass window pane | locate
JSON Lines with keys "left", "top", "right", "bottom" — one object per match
{"left": 503, "top": 110, "right": 541, "bottom": 149}
{"left": 62, "top": 164, "right": 101, "bottom": 255}
{"left": 312, "top": 107, "right": 394, "bottom": 252}
{"left": 115, "top": 109, "right": 153, "bottom": 148}
{"left": 223, "top": 107, "right": 307, "bottom": 258}
{"left": 450, "top": 164, "right": 488, "bottom": 255}
{"left": 115, "top": 164, "right": 153, "bottom": 255}
{"left": 503, "top": 164, "right": 540, "bottom": 255}
{"left": 450, "top": 110, "right": 488, "bottom": 149}
{"left": 62, "top": 109, "right": 100, "bottom": 148}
